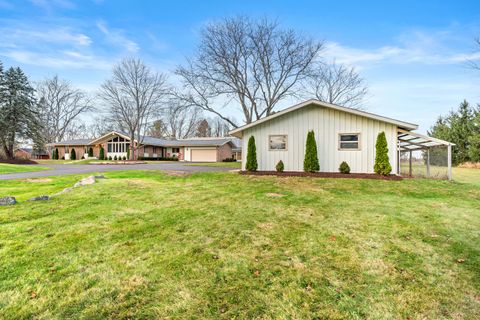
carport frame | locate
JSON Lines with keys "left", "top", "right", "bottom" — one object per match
{"left": 397, "top": 129, "right": 455, "bottom": 180}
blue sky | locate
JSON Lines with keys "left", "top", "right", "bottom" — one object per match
{"left": 1, "top": 0, "right": 480, "bottom": 132}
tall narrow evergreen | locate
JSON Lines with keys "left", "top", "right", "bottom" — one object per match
{"left": 99, "top": 146, "right": 105, "bottom": 160}
{"left": 245, "top": 136, "right": 258, "bottom": 171}
{"left": 70, "top": 148, "right": 76, "bottom": 160}
{"left": 374, "top": 131, "right": 392, "bottom": 175}
{"left": 303, "top": 130, "right": 320, "bottom": 172}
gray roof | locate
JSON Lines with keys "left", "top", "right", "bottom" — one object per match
{"left": 49, "top": 133, "right": 234, "bottom": 148}
{"left": 47, "top": 139, "right": 92, "bottom": 146}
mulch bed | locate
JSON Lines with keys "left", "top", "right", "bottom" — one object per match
{"left": 0, "top": 158, "right": 38, "bottom": 165}
{"left": 240, "top": 170, "right": 403, "bottom": 180}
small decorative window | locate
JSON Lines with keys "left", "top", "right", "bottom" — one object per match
{"left": 269, "top": 135, "right": 287, "bottom": 150}
{"left": 339, "top": 134, "right": 360, "bottom": 150}
{"left": 172, "top": 147, "right": 180, "bottom": 153}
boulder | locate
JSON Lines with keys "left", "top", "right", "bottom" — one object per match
{"left": 0, "top": 196, "right": 17, "bottom": 206}
{"left": 28, "top": 195, "right": 50, "bottom": 201}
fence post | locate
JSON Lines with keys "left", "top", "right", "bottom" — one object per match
{"left": 426, "top": 148, "right": 430, "bottom": 177}
{"left": 409, "top": 150, "right": 412, "bottom": 177}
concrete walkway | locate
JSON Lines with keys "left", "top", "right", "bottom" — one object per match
{"left": 0, "top": 163, "right": 232, "bottom": 180}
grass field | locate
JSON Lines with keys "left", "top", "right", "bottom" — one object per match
{"left": 0, "top": 169, "right": 479, "bottom": 319}
{"left": 0, "top": 163, "right": 50, "bottom": 174}
{"left": 186, "top": 161, "right": 241, "bottom": 169}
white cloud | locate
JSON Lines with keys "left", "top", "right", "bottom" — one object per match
{"left": 0, "top": 28, "right": 92, "bottom": 47}
{"left": 96, "top": 20, "right": 139, "bottom": 53}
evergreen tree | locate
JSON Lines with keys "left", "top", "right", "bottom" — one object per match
{"left": 99, "top": 146, "right": 105, "bottom": 160}
{"left": 88, "top": 147, "right": 93, "bottom": 157}
{"left": 245, "top": 136, "right": 258, "bottom": 171}
{"left": 303, "top": 130, "right": 319, "bottom": 172}
{"left": 374, "top": 131, "right": 392, "bottom": 175}
{"left": 0, "top": 65, "right": 39, "bottom": 159}
{"left": 429, "top": 100, "right": 479, "bottom": 165}
{"left": 70, "top": 148, "right": 76, "bottom": 160}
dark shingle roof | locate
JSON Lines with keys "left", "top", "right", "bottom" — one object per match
{"left": 47, "top": 139, "right": 92, "bottom": 146}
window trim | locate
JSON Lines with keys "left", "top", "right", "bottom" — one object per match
{"left": 268, "top": 134, "right": 288, "bottom": 151}
{"left": 338, "top": 133, "right": 361, "bottom": 151}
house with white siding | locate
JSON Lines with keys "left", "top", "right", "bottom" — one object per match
{"left": 229, "top": 99, "right": 454, "bottom": 178}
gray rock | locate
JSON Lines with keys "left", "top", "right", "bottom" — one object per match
{"left": 0, "top": 196, "right": 17, "bottom": 206}
{"left": 28, "top": 195, "right": 50, "bottom": 201}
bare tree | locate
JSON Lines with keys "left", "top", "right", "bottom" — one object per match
{"left": 147, "top": 119, "right": 168, "bottom": 138}
{"left": 305, "top": 62, "right": 368, "bottom": 109}
{"left": 210, "top": 117, "right": 231, "bottom": 137}
{"left": 36, "top": 75, "right": 93, "bottom": 145}
{"left": 87, "top": 116, "right": 117, "bottom": 138}
{"left": 162, "top": 99, "right": 201, "bottom": 138}
{"left": 99, "top": 58, "right": 169, "bottom": 159}
{"left": 175, "top": 16, "right": 323, "bottom": 127}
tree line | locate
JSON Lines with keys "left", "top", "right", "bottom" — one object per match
{"left": 0, "top": 16, "right": 369, "bottom": 160}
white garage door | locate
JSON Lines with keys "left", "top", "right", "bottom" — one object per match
{"left": 191, "top": 148, "right": 217, "bottom": 162}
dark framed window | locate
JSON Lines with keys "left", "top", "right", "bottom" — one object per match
{"left": 172, "top": 147, "right": 180, "bottom": 153}
{"left": 339, "top": 134, "right": 360, "bottom": 150}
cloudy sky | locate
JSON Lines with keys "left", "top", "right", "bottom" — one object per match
{"left": 1, "top": 0, "right": 479, "bottom": 132}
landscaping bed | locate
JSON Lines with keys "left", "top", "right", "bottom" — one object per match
{"left": 0, "top": 158, "right": 38, "bottom": 165}
{"left": 91, "top": 161, "right": 147, "bottom": 165}
{"left": 240, "top": 170, "right": 403, "bottom": 180}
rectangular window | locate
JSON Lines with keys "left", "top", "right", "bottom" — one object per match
{"left": 269, "top": 135, "right": 287, "bottom": 150}
{"left": 172, "top": 147, "right": 180, "bottom": 153}
{"left": 107, "top": 143, "right": 111, "bottom": 152}
{"left": 339, "top": 134, "right": 360, "bottom": 150}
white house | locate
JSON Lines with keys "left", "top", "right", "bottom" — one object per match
{"left": 229, "top": 99, "right": 454, "bottom": 178}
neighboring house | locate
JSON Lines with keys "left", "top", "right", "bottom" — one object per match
{"left": 46, "top": 131, "right": 236, "bottom": 162}
{"left": 14, "top": 148, "right": 49, "bottom": 160}
{"left": 230, "top": 99, "right": 454, "bottom": 178}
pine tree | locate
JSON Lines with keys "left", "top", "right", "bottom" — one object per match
{"left": 88, "top": 147, "right": 93, "bottom": 157}
{"left": 0, "top": 65, "right": 38, "bottom": 159}
{"left": 99, "top": 146, "right": 105, "bottom": 160}
{"left": 70, "top": 148, "right": 76, "bottom": 160}
{"left": 245, "top": 136, "right": 258, "bottom": 171}
{"left": 303, "top": 130, "right": 319, "bottom": 172}
{"left": 374, "top": 131, "right": 392, "bottom": 175}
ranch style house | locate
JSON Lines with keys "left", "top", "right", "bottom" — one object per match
{"left": 46, "top": 131, "right": 236, "bottom": 162}
{"left": 229, "top": 99, "right": 454, "bottom": 179}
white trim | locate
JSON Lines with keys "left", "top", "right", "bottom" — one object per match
{"left": 229, "top": 99, "right": 418, "bottom": 137}
{"left": 89, "top": 131, "right": 132, "bottom": 145}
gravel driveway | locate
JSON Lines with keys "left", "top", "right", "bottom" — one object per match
{"left": 0, "top": 163, "right": 232, "bottom": 180}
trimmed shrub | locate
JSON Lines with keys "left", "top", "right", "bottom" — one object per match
{"left": 303, "top": 130, "right": 319, "bottom": 172}
{"left": 88, "top": 147, "right": 93, "bottom": 157}
{"left": 70, "top": 148, "right": 76, "bottom": 160}
{"left": 54, "top": 148, "right": 59, "bottom": 160}
{"left": 114, "top": 155, "right": 118, "bottom": 161}
{"left": 339, "top": 161, "right": 350, "bottom": 174}
{"left": 122, "top": 156, "right": 126, "bottom": 160}
{"left": 245, "top": 136, "right": 258, "bottom": 171}
{"left": 108, "top": 156, "right": 112, "bottom": 161}
{"left": 374, "top": 131, "right": 392, "bottom": 175}
{"left": 51, "top": 149, "right": 56, "bottom": 160}
{"left": 276, "top": 160, "right": 284, "bottom": 172}
{"left": 99, "top": 146, "right": 104, "bottom": 160}
{"left": 127, "top": 147, "right": 130, "bottom": 160}
{"left": 222, "top": 157, "right": 236, "bottom": 162}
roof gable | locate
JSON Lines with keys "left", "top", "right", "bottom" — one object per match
{"left": 229, "top": 99, "right": 418, "bottom": 137}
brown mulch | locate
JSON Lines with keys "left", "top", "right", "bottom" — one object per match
{"left": 240, "top": 171, "right": 402, "bottom": 180}
{"left": 0, "top": 158, "right": 38, "bottom": 165}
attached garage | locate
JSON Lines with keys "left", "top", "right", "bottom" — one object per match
{"left": 191, "top": 148, "right": 217, "bottom": 162}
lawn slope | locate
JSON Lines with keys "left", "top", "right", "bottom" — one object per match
{"left": 0, "top": 171, "right": 479, "bottom": 319}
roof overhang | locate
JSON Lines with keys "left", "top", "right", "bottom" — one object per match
{"left": 229, "top": 99, "right": 419, "bottom": 138}
{"left": 89, "top": 131, "right": 132, "bottom": 145}
{"left": 398, "top": 128, "right": 454, "bottom": 151}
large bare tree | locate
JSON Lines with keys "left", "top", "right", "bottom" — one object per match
{"left": 162, "top": 99, "right": 202, "bottom": 139}
{"left": 99, "top": 58, "right": 168, "bottom": 159}
{"left": 305, "top": 62, "right": 368, "bottom": 109}
{"left": 175, "top": 17, "right": 323, "bottom": 127}
{"left": 36, "top": 75, "right": 93, "bottom": 146}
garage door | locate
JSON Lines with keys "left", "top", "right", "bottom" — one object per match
{"left": 191, "top": 148, "right": 217, "bottom": 162}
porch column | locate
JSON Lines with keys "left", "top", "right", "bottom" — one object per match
{"left": 426, "top": 148, "right": 430, "bottom": 177}
{"left": 397, "top": 139, "right": 401, "bottom": 175}
{"left": 409, "top": 150, "right": 412, "bottom": 177}
{"left": 447, "top": 144, "right": 452, "bottom": 181}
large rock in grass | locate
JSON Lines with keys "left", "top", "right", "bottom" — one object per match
{"left": 0, "top": 196, "right": 17, "bottom": 206}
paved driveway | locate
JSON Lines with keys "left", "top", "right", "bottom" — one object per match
{"left": 0, "top": 163, "right": 232, "bottom": 180}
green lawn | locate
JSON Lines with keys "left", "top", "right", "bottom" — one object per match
{"left": 0, "top": 170, "right": 479, "bottom": 319}
{"left": 186, "top": 161, "right": 241, "bottom": 169}
{"left": 0, "top": 163, "right": 50, "bottom": 174}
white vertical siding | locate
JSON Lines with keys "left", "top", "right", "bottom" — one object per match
{"left": 241, "top": 104, "right": 398, "bottom": 173}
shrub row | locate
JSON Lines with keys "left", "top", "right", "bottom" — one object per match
{"left": 222, "top": 157, "right": 237, "bottom": 162}
{"left": 137, "top": 156, "right": 179, "bottom": 161}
